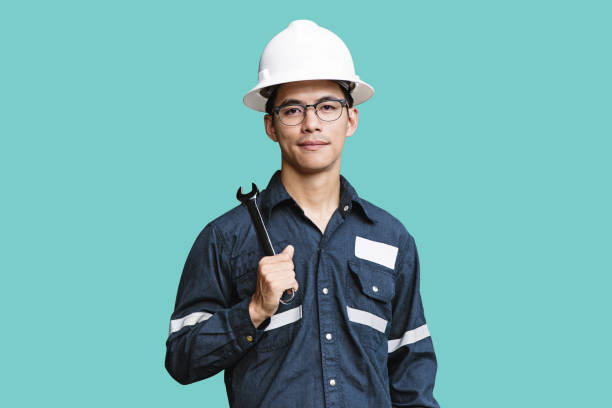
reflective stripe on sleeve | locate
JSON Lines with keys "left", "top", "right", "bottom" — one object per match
{"left": 169, "top": 311, "right": 213, "bottom": 335}
{"left": 387, "top": 324, "right": 430, "bottom": 353}
{"left": 346, "top": 306, "right": 388, "bottom": 333}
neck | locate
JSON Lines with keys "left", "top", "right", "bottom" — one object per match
{"left": 279, "top": 164, "right": 341, "bottom": 218}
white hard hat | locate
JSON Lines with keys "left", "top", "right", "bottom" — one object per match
{"left": 243, "top": 19, "right": 374, "bottom": 112}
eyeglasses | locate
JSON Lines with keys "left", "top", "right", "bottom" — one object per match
{"left": 273, "top": 99, "right": 347, "bottom": 126}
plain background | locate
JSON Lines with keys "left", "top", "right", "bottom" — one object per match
{"left": 1, "top": 1, "right": 610, "bottom": 406}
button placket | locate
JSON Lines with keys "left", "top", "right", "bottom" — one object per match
{"left": 316, "top": 248, "right": 341, "bottom": 405}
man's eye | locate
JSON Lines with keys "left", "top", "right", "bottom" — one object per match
{"left": 320, "top": 104, "right": 337, "bottom": 111}
{"left": 282, "top": 107, "right": 302, "bottom": 116}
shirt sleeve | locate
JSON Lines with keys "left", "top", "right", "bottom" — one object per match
{"left": 165, "top": 222, "right": 271, "bottom": 385}
{"left": 387, "top": 232, "right": 440, "bottom": 408}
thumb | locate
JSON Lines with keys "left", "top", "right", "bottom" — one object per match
{"left": 281, "top": 244, "right": 294, "bottom": 258}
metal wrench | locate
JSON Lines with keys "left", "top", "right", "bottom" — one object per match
{"left": 236, "top": 182, "right": 296, "bottom": 304}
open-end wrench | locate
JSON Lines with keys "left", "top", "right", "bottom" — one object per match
{"left": 236, "top": 182, "right": 296, "bottom": 304}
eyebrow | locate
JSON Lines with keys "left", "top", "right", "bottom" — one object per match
{"left": 277, "top": 95, "right": 342, "bottom": 106}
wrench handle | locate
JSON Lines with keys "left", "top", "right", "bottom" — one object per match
{"left": 244, "top": 196, "right": 276, "bottom": 256}
{"left": 243, "top": 195, "right": 296, "bottom": 304}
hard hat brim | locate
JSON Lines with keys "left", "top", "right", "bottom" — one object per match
{"left": 243, "top": 77, "right": 374, "bottom": 112}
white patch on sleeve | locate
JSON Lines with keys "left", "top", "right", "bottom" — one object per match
{"left": 169, "top": 311, "right": 213, "bottom": 335}
{"left": 388, "top": 324, "right": 431, "bottom": 353}
{"left": 354, "top": 236, "right": 398, "bottom": 269}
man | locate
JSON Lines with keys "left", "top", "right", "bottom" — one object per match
{"left": 166, "top": 20, "right": 440, "bottom": 407}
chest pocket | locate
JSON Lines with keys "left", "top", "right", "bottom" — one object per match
{"left": 345, "top": 259, "right": 395, "bottom": 342}
{"left": 231, "top": 239, "right": 303, "bottom": 353}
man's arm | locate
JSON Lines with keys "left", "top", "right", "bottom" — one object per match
{"left": 165, "top": 222, "right": 270, "bottom": 385}
{"left": 387, "top": 232, "right": 440, "bottom": 408}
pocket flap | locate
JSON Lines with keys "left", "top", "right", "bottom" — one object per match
{"left": 347, "top": 259, "right": 395, "bottom": 302}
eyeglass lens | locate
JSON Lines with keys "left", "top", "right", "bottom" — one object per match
{"left": 278, "top": 100, "right": 344, "bottom": 126}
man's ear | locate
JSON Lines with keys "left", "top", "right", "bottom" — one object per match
{"left": 345, "top": 107, "right": 359, "bottom": 137}
{"left": 264, "top": 114, "right": 278, "bottom": 142}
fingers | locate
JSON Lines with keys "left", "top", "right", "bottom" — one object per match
{"left": 254, "top": 244, "right": 298, "bottom": 312}
{"left": 259, "top": 260, "right": 294, "bottom": 275}
{"left": 259, "top": 244, "right": 294, "bottom": 266}
{"left": 275, "top": 245, "right": 295, "bottom": 260}
{"left": 280, "top": 244, "right": 294, "bottom": 259}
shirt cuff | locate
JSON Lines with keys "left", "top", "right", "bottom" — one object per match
{"left": 230, "top": 297, "right": 272, "bottom": 350}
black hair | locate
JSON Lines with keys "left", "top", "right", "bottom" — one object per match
{"left": 263, "top": 81, "right": 355, "bottom": 119}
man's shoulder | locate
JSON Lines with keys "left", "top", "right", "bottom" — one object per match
{"left": 195, "top": 195, "right": 267, "bottom": 252}
{"left": 358, "top": 196, "right": 415, "bottom": 243}
{"left": 355, "top": 197, "right": 421, "bottom": 271}
{"left": 206, "top": 201, "right": 252, "bottom": 238}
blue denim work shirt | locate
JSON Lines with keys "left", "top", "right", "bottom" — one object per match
{"left": 165, "top": 170, "right": 439, "bottom": 407}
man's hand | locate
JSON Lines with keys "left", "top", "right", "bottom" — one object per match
{"left": 249, "top": 244, "right": 299, "bottom": 328}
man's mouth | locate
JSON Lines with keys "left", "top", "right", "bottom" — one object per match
{"left": 298, "top": 140, "right": 329, "bottom": 146}
{"left": 298, "top": 140, "right": 330, "bottom": 151}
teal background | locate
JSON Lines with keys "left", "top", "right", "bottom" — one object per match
{"left": 1, "top": 0, "right": 610, "bottom": 406}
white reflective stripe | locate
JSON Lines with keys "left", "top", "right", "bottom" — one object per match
{"left": 264, "top": 305, "right": 302, "bottom": 332}
{"left": 354, "top": 236, "right": 398, "bottom": 269}
{"left": 387, "top": 324, "right": 430, "bottom": 353}
{"left": 169, "top": 311, "right": 213, "bottom": 334}
{"left": 346, "top": 306, "right": 388, "bottom": 333}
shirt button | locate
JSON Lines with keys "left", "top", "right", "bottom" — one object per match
{"left": 343, "top": 205, "right": 349, "bottom": 211}
{"left": 325, "top": 333, "right": 332, "bottom": 341}
{"left": 322, "top": 288, "right": 328, "bottom": 295}
{"left": 329, "top": 379, "right": 336, "bottom": 386}
{"left": 246, "top": 335, "right": 253, "bottom": 342}
{"left": 372, "top": 286, "right": 379, "bottom": 293}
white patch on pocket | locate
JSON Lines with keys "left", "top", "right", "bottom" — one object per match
{"left": 354, "top": 236, "right": 398, "bottom": 269}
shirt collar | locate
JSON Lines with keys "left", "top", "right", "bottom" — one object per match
{"left": 260, "top": 169, "right": 376, "bottom": 224}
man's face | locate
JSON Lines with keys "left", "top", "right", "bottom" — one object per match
{"left": 264, "top": 80, "right": 358, "bottom": 175}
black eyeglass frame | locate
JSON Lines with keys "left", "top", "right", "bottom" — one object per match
{"left": 272, "top": 98, "right": 348, "bottom": 126}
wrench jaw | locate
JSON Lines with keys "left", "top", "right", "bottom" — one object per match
{"left": 236, "top": 182, "right": 259, "bottom": 203}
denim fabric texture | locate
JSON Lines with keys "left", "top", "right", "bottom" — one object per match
{"left": 166, "top": 170, "right": 440, "bottom": 408}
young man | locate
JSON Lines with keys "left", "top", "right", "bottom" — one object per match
{"left": 166, "top": 20, "right": 440, "bottom": 407}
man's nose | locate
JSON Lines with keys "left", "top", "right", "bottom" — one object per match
{"left": 301, "top": 106, "right": 322, "bottom": 132}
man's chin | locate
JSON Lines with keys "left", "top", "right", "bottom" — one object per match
{"left": 289, "top": 161, "right": 338, "bottom": 175}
